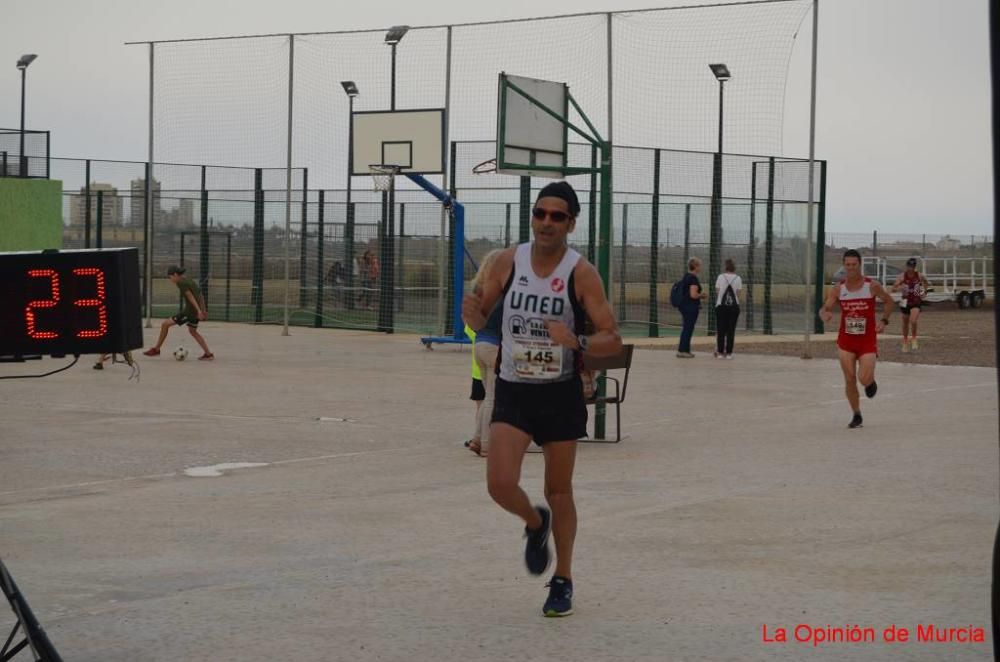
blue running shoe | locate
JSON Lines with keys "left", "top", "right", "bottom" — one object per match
{"left": 543, "top": 576, "right": 573, "bottom": 617}
{"left": 524, "top": 506, "right": 551, "bottom": 575}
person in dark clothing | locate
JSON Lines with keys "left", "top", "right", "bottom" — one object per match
{"left": 677, "top": 257, "right": 707, "bottom": 358}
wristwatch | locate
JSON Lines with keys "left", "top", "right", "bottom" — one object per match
{"left": 881, "top": 317, "right": 890, "bottom": 325}
{"left": 577, "top": 334, "right": 590, "bottom": 352}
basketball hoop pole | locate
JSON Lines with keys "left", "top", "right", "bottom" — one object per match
{"left": 407, "top": 173, "right": 468, "bottom": 346}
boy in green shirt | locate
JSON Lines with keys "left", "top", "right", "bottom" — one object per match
{"left": 142, "top": 265, "right": 215, "bottom": 360}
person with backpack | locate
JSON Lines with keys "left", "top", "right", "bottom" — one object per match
{"left": 672, "top": 257, "right": 707, "bottom": 358}
{"left": 714, "top": 258, "right": 743, "bottom": 359}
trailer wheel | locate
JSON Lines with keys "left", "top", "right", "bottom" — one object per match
{"left": 971, "top": 291, "right": 984, "bottom": 308}
{"left": 957, "top": 292, "right": 971, "bottom": 309}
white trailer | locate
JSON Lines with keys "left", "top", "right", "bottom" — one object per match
{"left": 858, "top": 256, "right": 993, "bottom": 309}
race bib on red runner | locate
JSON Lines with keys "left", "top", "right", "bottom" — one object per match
{"left": 846, "top": 316, "right": 867, "bottom": 335}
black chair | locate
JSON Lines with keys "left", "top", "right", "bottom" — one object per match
{"left": 581, "top": 343, "right": 634, "bottom": 443}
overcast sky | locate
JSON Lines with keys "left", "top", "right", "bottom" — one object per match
{"left": 0, "top": 0, "right": 992, "bottom": 236}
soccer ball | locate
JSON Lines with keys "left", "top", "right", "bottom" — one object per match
{"left": 173, "top": 347, "right": 189, "bottom": 361}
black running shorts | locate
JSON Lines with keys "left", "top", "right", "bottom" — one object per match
{"left": 171, "top": 313, "right": 199, "bottom": 328}
{"left": 491, "top": 376, "right": 588, "bottom": 444}
{"left": 899, "top": 303, "right": 921, "bottom": 315}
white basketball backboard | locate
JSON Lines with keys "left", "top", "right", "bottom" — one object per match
{"left": 496, "top": 73, "right": 568, "bottom": 179}
{"left": 352, "top": 109, "right": 445, "bottom": 176}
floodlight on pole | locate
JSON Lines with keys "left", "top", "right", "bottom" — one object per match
{"left": 340, "top": 80, "right": 359, "bottom": 98}
{"left": 16, "top": 54, "right": 37, "bottom": 70}
{"left": 342, "top": 81, "right": 359, "bottom": 308}
{"left": 384, "top": 26, "right": 409, "bottom": 110}
{"left": 707, "top": 63, "right": 730, "bottom": 334}
{"left": 384, "top": 25, "right": 409, "bottom": 45}
{"left": 16, "top": 54, "right": 38, "bottom": 177}
{"left": 709, "top": 63, "right": 731, "bottom": 82}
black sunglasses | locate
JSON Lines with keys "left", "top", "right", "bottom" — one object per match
{"left": 532, "top": 207, "right": 572, "bottom": 223}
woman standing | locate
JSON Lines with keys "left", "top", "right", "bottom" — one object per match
{"left": 714, "top": 258, "right": 743, "bottom": 359}
{"left": 677, "top": 257, "right": 707, "bottom": 358}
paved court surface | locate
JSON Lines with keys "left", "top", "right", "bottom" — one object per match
{"left": 1, "top": 322, "right": 996, "bottom": 661}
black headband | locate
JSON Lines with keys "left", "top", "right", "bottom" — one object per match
{"left": 535, "top": 181, "right": 580, "bottom": 217}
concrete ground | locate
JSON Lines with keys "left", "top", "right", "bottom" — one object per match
{"left": 0, "top": 322, "right": 996, "bottom": 661}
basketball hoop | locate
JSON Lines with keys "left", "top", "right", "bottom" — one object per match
{"left": 472, "top": 158, "right": 497, "bottom": 175}
{"left": 370, "top": 164, "right": 401, "bottom": 191}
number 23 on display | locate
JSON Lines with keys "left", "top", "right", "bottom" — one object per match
{"left": 24, "top": 268, "right": 108, "bottom": 339}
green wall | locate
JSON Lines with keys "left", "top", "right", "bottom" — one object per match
{"left": 0, "top": 178, "right": 63, "bottom": 252}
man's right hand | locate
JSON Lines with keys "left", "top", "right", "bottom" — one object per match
{"left": 819, "top": 309, "right": 833, "bottom": 323}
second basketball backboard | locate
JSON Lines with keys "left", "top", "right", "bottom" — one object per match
{"left": 496, "top": 73, "right": 568, "bottom": 179}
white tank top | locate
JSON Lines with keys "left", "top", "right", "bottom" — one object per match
{"left": 499, "top": 242, "right": 582, "bottom": 383}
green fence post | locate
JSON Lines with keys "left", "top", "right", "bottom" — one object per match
{"left": 594, "top": 140, "right": 613, "bottom": 441}
{"left": 84, "top": 160, "right": 91, "bottom": 249}
{"left": 747, "top": 162, "right": 757, "bottom": 330}
{"left": 618, "top": 203, "right": 628, "bottom": 323}
{"left": 252, "top": 168, "right": 264, "bottom": 323}
{"left": 446, "top": 141, "right": 458, "bottom": 335}
{"left": 708, "top": 151, "right": 722, "bottom": 334}
{"left": 225, "top": 231, "right": 232, "bottom": 322}
{"left": 648, "top": 148, "right": 660, "bottom": 338}
{"left": 397, "top": 202, "right": 405, "bottom": 314}
{"left": 200, "top": 165, "right": 210, "bottom": 304}
{"left": 764, "top": 157, "right": 775, "bottom": 335}
{"left": 299, "top": 168, "right": 309, "bottom": 308}
{"left": 519, "top": 176, "right": 531, "bottom": 244}
{"left": 315, "top": 190, "right": 325, "bottom": 328}
{"left": 504, "top": 203, "right": 511, "bottom": 247}
{"left": 683, "top": 203, "right": 691, "bottom": 268}
{"left": 95, "top": 190, "right": 103, "bottom": 249}
{"left": 813, "top": 160, "right": 827, "bottom": 334}
{"left": 588, "top": 144, "right": 598, "bottom": 263}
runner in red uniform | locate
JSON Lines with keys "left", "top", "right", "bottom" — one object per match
{"left": 890, "top": 257, "right": 930, "bottom": 352}
{"left": 819, "top": 249, "right": 895, "bottom": 429}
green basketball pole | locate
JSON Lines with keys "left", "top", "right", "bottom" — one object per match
{"left": 498, "top": 75, "right": 613, "bottom": 439}
{"left": 595, "top": 139, "right": 613, "bottom": 440}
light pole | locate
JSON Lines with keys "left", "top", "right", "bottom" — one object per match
{"left": 16, "top": 54, "right": 38, "bottom": 178}
{"left": 341, "top": 80, "right": 359, "bottom": 310}
{"left": 384, "top": 26, "right": 409, "bottom": 111}
{"left": 707, "top": 63, "right": 730, "bottom": 334}
{"left": 380, "top": 26, "right": 408, "bottom": 332}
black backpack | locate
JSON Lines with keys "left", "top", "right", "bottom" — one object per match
{"left": 670, "top": 277, "right": 687, "bottom": 308}
{"left": 719, "top": 275, "right": 739, "bottom": 308}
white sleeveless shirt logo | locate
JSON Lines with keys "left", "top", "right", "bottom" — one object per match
{"left": 499, "top": 243, "right": 581, "bottom": 383}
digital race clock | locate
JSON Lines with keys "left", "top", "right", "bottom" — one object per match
{"left": 0, "top": 248, "right": 143, "bottom": 359}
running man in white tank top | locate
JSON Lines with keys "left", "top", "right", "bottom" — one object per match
{"left": 462, "top": 181, "right": 621, "bottom": 618}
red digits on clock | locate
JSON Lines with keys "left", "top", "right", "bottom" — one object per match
{"left": 73, "top": 267, "right": 108, "bottom": 338}
{"left": 26, "top": 269, "right": 61, "bottom": 339}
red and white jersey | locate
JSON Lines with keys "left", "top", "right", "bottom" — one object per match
{"left": 838, "top": 277, "right": 877, "bottom": 342}
{"left": 900, "top": 271, "right": 924, "bottom": 305}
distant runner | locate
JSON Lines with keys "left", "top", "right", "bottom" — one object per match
{"left": 891, "top": 257, "right": 930, "bottom": 352}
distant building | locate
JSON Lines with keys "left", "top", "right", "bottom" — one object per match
{"left": 68, "top": 182, "right": 123, "bottom": 227}
{"left": 162, "top": 198, "right": 196, "bottom": 230}
{"left": 936, "top": 235, "right": 961, "bottom": 251}
{"left": 129, "top": 177, "right": 163, "bottom": 227}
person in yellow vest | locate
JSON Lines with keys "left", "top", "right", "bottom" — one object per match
{"left": 463, "top": 323, "right": 486, "bottom": 453}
